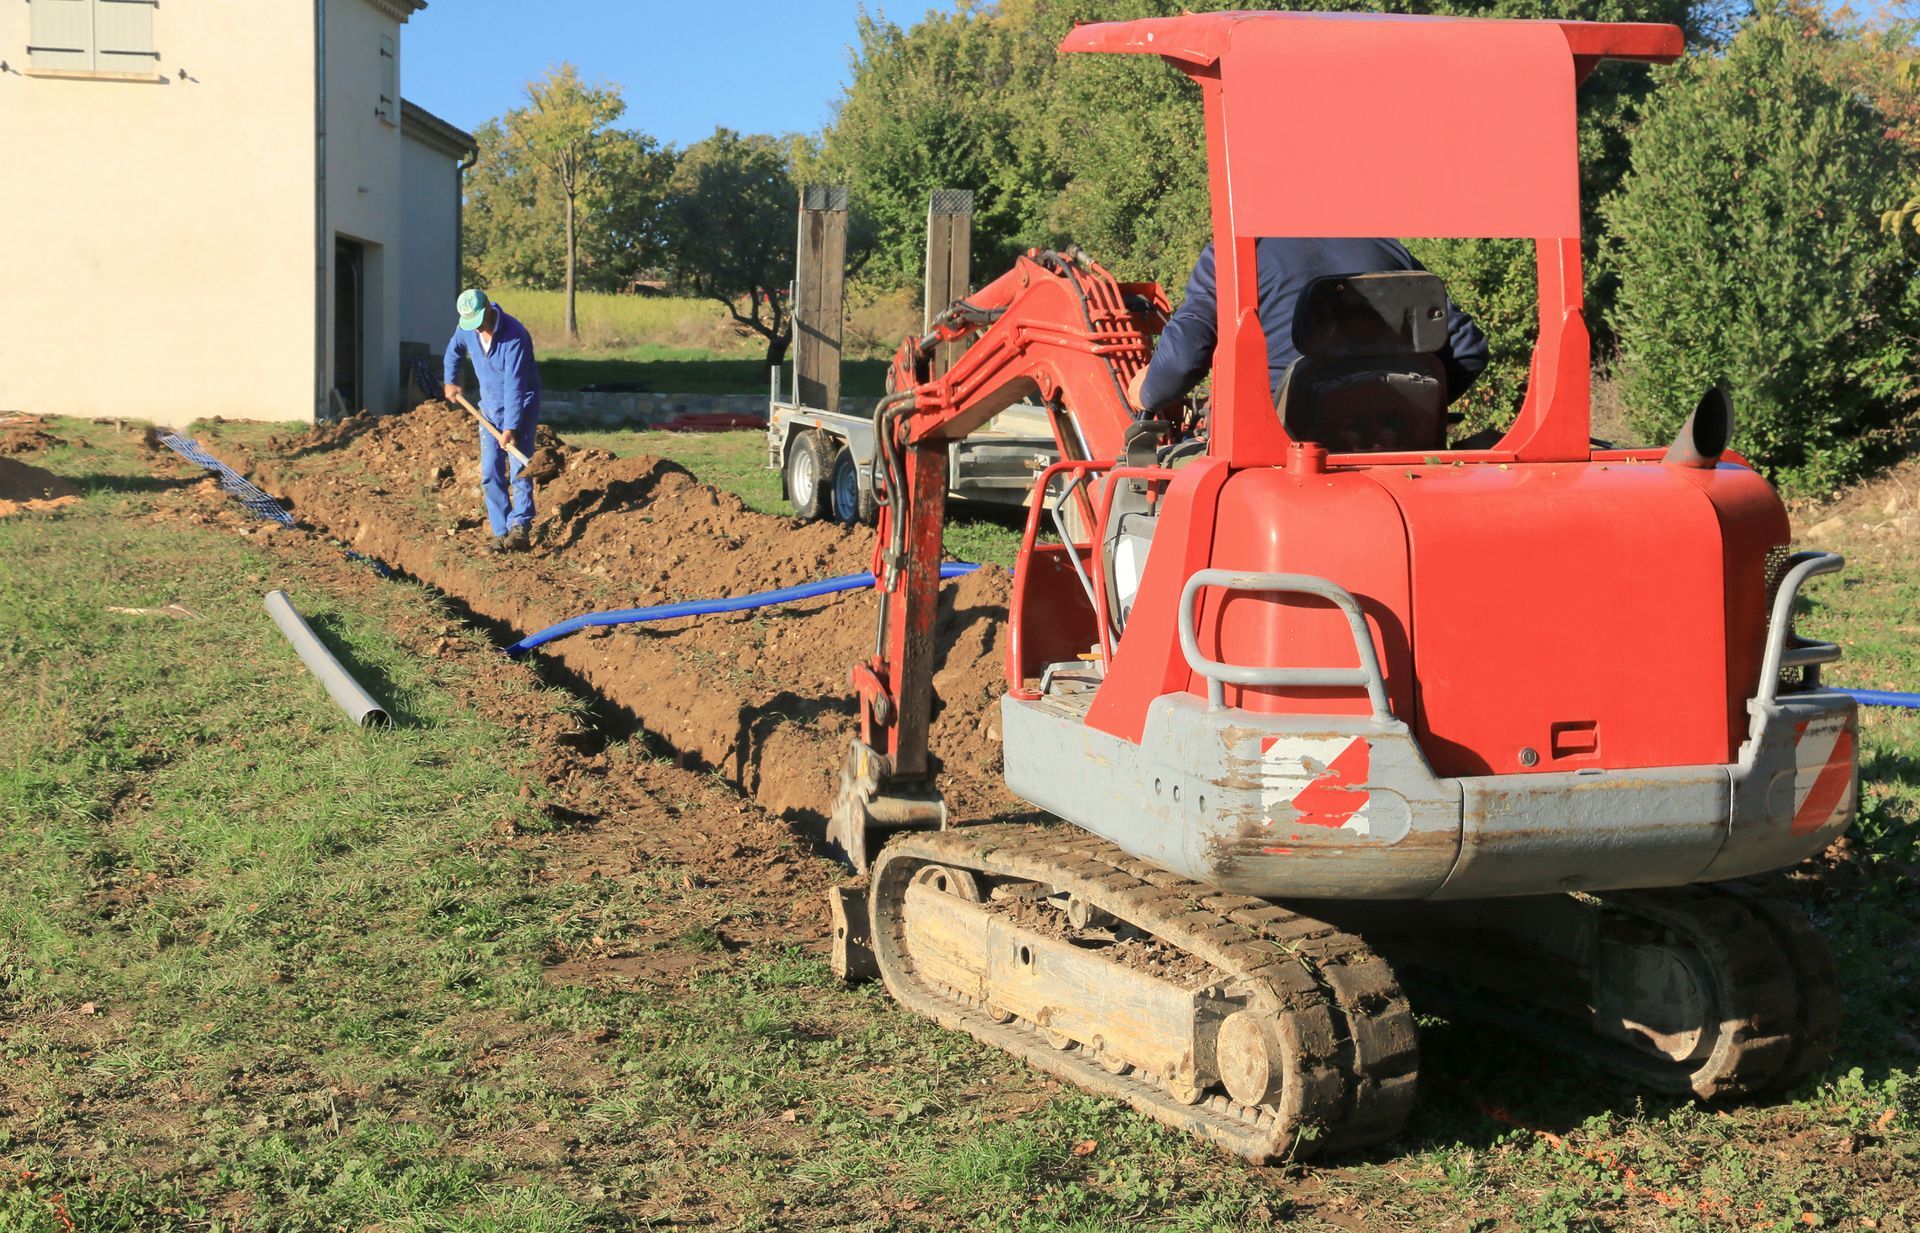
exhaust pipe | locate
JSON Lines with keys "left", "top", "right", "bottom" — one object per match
{"left": 1664, "top": 385, "right": 1734, "bottom": 468}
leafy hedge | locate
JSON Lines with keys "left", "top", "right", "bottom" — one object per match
{"left": 1603, "top": 11, "right": 1920, "bottom": 491}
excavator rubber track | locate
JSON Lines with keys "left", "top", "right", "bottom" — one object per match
{"left": 1334, "top": 884, "right": 1841, "bottom": 1100}
{"left": 869, "top": 823, "right": 1419, "bottom": 1163}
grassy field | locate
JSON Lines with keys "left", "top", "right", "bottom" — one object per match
{"left": 485, "top": 285, "right": 913, "bottom": 400}
{"left": 497, "top": 286, "right": 920, "bottom": 358}
{"left": 491, "top": 290, "right": 752, "bottom": 356}
{"left": 0, "top": 420, "right": 1915, "bottom": 1228}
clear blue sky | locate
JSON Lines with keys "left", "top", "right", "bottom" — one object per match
{"left": 403, "top": 1, "right": 957, "bottom": 148}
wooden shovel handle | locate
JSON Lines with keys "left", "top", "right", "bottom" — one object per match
{"left": 453, "top": 392, "right": 532, "bottom": 469}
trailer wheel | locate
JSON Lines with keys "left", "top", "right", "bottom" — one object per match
{"left": 830, "top": 446, "right": 877, "bottom": 525}
{"left": 786, "top": 431, "right": 836, "bottom": 521}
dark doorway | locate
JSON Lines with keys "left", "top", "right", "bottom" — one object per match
{"left": 334, "top": 237, "right": 365, "bottom": 413}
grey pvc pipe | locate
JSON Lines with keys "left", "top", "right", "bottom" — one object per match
{"left": 263, "top": 590, "right": 392, "bottom": 729}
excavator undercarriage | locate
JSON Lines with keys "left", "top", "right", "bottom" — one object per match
{"left": 871, "top": 825, "right": 1419, "bottom": 1161}
{"left": 850, "top": 823, "right": 1842, "bottom": 1162}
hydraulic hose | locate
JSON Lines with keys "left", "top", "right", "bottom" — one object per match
{"left": 504, "top": 562, "right": 982, "bottom": 657}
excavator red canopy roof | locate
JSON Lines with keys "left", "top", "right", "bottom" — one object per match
{"left": 1060, "top": 12, "right": 1682, "bottom": 239}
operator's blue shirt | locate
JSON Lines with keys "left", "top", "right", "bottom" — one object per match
{"left": 444, "top": 306, "right": 541, "bottom": 432}
{"left": 1136, "top": 238, "right": 1490, "bottom": 414}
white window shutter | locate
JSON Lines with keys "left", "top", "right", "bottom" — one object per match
{"left": 377, "top": 34, "right": 397, "bottom": 123}
{"left": 94, "top": 0, "right": 158, "bottom": 71}
{"left": 28, "top": 0, "right": 95, "bottom": 71}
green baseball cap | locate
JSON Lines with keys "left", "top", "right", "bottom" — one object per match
{"left": 456, "top": 288, "right": 491, "bottom": 331}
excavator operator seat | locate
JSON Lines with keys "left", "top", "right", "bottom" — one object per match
{"left": 1275, "top": 271, "right": 1450, "bottom": 454}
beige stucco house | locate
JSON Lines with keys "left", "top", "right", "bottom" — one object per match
{"left": 0, "top": 0, "right": 474, "bottom": 425}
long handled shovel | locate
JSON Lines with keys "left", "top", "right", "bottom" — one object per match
{"left": 452, "top": 391, "right": 532, "bottom": 470}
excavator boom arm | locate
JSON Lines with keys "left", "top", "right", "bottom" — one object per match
{"left": 830, "top": 250, "right": 1167, "bottom": 866}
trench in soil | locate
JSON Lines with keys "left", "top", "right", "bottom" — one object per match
{"left": 225, "top": 403, "right": 1024, "bottom": 836}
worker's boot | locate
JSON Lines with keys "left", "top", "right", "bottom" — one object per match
{"left": 504, "top": 525, "right": 531, "bottom": 553}
{"left": 488, "top": 535, "right": 507, "bottom": 554}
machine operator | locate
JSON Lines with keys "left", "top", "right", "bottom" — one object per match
{"left": 443, "top": 288, "right": 542, "bottom": 553}
{"left": 1127, "top": 238, "right": 1490, "bottom": 417}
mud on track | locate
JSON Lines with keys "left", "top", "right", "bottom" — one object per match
{"left": 230, "top": 402, "right": 1023, "bottom": 834}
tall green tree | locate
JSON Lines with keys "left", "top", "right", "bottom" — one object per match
{"left": 464, "top": 121, "right": 673, "bottom": 296}
{"left": 592, "top": 129, "right": 678, "bottom": 287}
{"left": 803, "top": 5, "right": 1060, "bottom": 287}
{"left": 1604, "top": 7, "right": 1920, "bottom": 490}
{"left": 464, "top": 116, "right": 550, "bottom": 289}
{"left": 661, "top": 129, "right": 799, "bottom": 366}
{"left": 501, "top": 64, "right": 628, "bottom": 342}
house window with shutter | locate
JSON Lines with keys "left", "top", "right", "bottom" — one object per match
{"left": 376, "top": 34, "right": 397, "bottom": 124}
{"left": 27, "top": 0, "right": 158, "bottom": 77}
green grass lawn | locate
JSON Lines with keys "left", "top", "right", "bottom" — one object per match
{"left": 1, "top": 421, "right": 1914, "bottom": 1229}
{"left": 476, "top": 284, "right": 897, "bottom": 399}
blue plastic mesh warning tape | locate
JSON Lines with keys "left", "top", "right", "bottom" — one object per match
{"left": 158, "top": 433, "right": 296, "bottom": 527}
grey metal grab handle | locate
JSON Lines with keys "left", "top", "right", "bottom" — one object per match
{"left": 1755, "top": 551, "right": 1844, "bottom": 705}
{"left": 1177, "top": 570, "right": 1392, "bottom": 719}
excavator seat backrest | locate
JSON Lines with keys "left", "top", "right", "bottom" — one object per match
{"left": 1274, "top": 272, "right": 1450, "bottom": 454}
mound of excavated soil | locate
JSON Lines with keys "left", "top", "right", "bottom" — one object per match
{"left": 0, "top": 456, "right": 80, "bottom": 516}
{"left": 1, "top": 418, "right": 67, "bottom": 456}
{"left": 242, "top": 403, "right": 1020, "bottom": 828}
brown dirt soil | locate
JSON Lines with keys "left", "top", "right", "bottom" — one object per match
{"left": 1, "top": 416, "right": 67, "bottom": 456}
{"left": 224, "top": 403, "right": 1022, "bottom": 833}
{"left": 0, "top": 455, "right": 81, "bottom": 516}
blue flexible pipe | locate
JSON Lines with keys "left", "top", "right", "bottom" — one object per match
{"left": 504, "top": 562, "right": 982, "bottom": 657}
{"left": 1841, "top": 689, "right": 1920, "bottom": 709}
{"left": 504, "top": 566, "right": 1920, "bottom": 711}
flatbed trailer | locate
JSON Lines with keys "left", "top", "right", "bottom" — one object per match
{"left": 766, "top": 398, "right": 1060, "bottom": 524}
{"left": 768, "top": 187, "right": 1064, "bottom": 524}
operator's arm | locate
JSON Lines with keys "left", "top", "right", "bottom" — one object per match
{"left": 442, "top": 332, "right": 468, "bottom": 401}
{"left": 495, "top": 333, "right": 538, "bottom": 432}
{"left": 1136, "top": 243, "right": 1219, "bottom": 415}
{"left": 1438, "top": 299, "right": 1490, "bottom": 404}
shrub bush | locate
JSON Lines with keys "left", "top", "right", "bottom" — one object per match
{"left": 1603, "top": 10, "right": 1919, "bottom": 492}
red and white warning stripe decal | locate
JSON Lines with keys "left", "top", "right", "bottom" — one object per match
{"left": 1260, "top": 735, "right": 1372, "bottom": 836}
{"left": 1790, "top": 711, "right": 1857, "bottom": 836}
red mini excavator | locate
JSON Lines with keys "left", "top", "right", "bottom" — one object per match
{"left": 828, "top": 13, "right": 1855, "bottom": 1161}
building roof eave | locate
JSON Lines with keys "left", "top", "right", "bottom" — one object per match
{"left": 401, "top": 98, "right": 477, "bottom": 159}
{"left": 365, "top": 0, "right": 429, "bottom": 24}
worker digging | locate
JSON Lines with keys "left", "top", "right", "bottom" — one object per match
{"left": 443, "top": 287, "right": 543, "bottom": 552}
